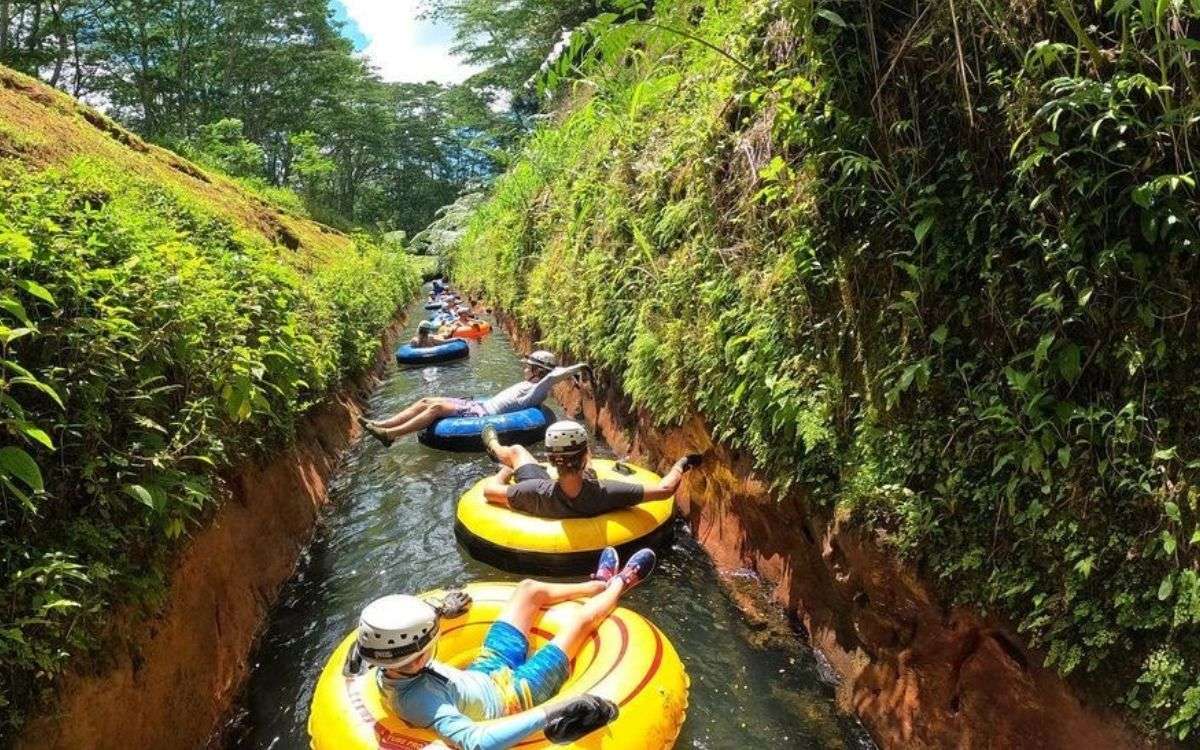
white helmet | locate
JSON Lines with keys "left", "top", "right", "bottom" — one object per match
{"left": 545, "top": 420, "right": 589, "bottom": 455}
{"left": 357, "top": 595, "right": 439, "bottom": 669}
{"left": 523, "top": 350, "right": 558, "bottom": 372}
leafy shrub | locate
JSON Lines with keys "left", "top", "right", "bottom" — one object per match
{"left": 180, "top": 118, "right": 266, "bottom": 179}
{"left": 450, "top": 0, "right": 1200, "bottom": 739}
{"left": 0, "top": 157, "right": 418, "bottom": 735}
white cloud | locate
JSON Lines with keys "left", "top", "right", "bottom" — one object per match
{"left": 338, "top": 0, "right": 480, "bottom": 84}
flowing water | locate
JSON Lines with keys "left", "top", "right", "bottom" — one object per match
{"left": 224, "top": 299, "right": 874, "bottom": 750}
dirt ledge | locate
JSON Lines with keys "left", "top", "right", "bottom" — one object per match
{"left": 17, "top": 314, "right": 407, "bottom": 750}
{"left": 498, "top": 311, "right": 1158, "bottom": 750}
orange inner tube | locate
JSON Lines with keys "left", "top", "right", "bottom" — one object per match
{"left": 451, "top": 320, "right": 492, "bottom": 338}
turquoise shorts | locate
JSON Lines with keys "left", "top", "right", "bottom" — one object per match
{"left": 467, "top": 621, "right": 569, "bottom": 713}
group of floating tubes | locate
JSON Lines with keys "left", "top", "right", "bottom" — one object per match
{"left": 312, "top": 287, "right": 689, "bottom": 749}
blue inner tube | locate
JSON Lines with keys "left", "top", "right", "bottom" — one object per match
{"left": 419, "top": 404, "right": 556, "bottom": 452}
{"left": 394, "top": 338, "right": 469, "bottom": 366}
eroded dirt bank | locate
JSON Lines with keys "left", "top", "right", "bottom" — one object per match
{"left": 500, "top": 312, "right": 1156, "bottom": 750}
{"left": 17, "top": 317, "right": 407, "bottom": 750}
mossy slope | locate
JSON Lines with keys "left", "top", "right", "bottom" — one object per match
{"left": 0, "top": 66, "right": 419, "bottom": 735}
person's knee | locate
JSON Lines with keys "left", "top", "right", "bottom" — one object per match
{"left": 511, "top": 445, "right": 536, "bottom": 466}
{"left": 514, "top": 578, "right": 546, "bottom": 605}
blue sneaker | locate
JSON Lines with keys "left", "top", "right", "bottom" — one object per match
{"left": 592, "top": 547, "right": 619, "bottom": 582}
{"left": 616, "top": 548, "right": 656, "bottom": 591}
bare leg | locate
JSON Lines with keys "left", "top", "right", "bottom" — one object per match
{"left": 549, "top": 579, "right": 626, "bottom": 660}
{"left": 492, "top": 442, "right": 538, "bottom": 470}
{"left": 379, "top": 401, "right": 457, "bottom": 439}
{"left": 373, "top": 397, "right": 443, "bottom": 428}
{"left": 499, "top": 579, "right": 607, "bottom": 634}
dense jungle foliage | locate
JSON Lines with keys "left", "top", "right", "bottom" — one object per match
{"left": 0, "top": 73, "right": 420, "bottom": 734}
{"left": 450, "top": 0, "right": 1200, "bottom": 739}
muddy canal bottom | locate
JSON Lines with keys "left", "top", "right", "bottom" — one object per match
{"left": 224, "top": 303, "right": 873, "bottom": 750}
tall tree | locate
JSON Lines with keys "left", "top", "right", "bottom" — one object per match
{"left": 427, "top": 0, "right": 613, "bottom": 115}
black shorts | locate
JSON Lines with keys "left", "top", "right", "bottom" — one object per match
{"left": 514, "top": 464, "right": 551, "bottom": 482}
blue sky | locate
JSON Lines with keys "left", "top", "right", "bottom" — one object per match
{"left": 328, "top": 0, "right": 479, "bottom": 84}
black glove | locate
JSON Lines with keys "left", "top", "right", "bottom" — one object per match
{"left": 679, "top": 453, "right": 704, "bottom": 472}
{"left": 543, "top": 694, "right": 618, "bottom": 744}
{"left": 430, "top": 590, "right": 472, "bottom": 618}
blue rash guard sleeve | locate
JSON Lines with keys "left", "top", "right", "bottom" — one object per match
{"left": 430, "top": 704, "right": 548, "bottom": 750}
{"left": 393, "top": 675, "right": 547, "bottom": 750}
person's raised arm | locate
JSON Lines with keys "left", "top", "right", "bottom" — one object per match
{"left": 482, "top": 466, "right": 515, "bottom": 506}
{"left": 642, "top": 454, "right": 703, "bottom": 501}
{"left": 523, "top": 363, "right": 589, "bottom": 407}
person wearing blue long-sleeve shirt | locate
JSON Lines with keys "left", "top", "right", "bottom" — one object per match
{"left": 355, "top": 547, "right": 658, "bottom": 749}
{"left": 360, "top": 349, "right": 588, "bottom": 447}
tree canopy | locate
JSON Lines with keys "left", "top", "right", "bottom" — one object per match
{"left": 0, "top": 0, "right": 507, "bottom": 234}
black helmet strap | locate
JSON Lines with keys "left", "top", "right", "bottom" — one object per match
{"left": 359, "top": 621, "right": 439, "bottom": 664}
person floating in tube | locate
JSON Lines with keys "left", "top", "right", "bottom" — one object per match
{"left": 360, "top": 351, "right": 588, "bottom": 446}
{"left": 480, "top": 420, "right": 702, "bottom": 518}
{"left": 409, "top": 320, "right": 455, "bottom": 348}
{"left": 356, "top": 547, "right": 656, "bottom": 749}
{"left": 451, "top": 305, "right": 483, "bottom": 328}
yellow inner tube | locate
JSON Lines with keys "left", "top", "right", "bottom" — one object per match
{"left": 456, "top": 459, "right": 674, "bottom": 558}
{"left": 308, "top": 582, "right": 689, "bottom": 750}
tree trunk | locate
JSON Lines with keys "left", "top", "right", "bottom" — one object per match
{"left": 48, "top": 1, "right": 66, "bottom": 87}
{"left": 26, "top": 1, "right": 42, "bottom": 54}
{"left": 1, "top": 1, "right": 11, "bottom": 61}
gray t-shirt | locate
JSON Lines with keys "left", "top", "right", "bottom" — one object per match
{"left": 480, "top": 364, "right": 586, "bottom": 415}
{"left": 506, "top": 465, "right": 645, "bottom": 519}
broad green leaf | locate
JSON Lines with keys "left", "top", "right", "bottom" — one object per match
{"left": 1154, "top": 446, "right": 1178, "bottom": 462}
{"left": 815, "top": 8, "right": 847, "bottom": 27}
{"left": 931, "top": 324, "right": 948, "bottom": 345}
{"left": 0, "top": 230, "right": 34, "bottom": 260}
{"left": 10, "top": 376, "right": 64, "bottom": 409}
{"left": 0, "top": 296, "right": 30, "bottom": 325}
{"left": 1165, "top": 501, "right": 1181, "bottom": 523}
{"left": 0, "top": 446, "right": 44, "bottom": 492}
{"left": 1056, "top": 343, "right": 1082, "bottom": 382}
{"left": 1163, "top": 532, "right": 1177, "bottom": 555}
{"left": 2, "top": 326, "right": 34, "bottom": 345}
{"left": 1158, "top": 575, "right": 1174, "bottom": 601}
{"left": 15, "top": 280, "right": 55, "bottom": 306}
{"left": 40, "top": 599, "right": 80, "bottom": 612}
{"left": 914, "top": 217, "right": 935, "bottom": 246}
{"left": 1034, "top": 332, "right": 1055, "bottom": 367}
{"left": 18, "top": 424, "right": 54, "bottom": 450}
{"left": 123, "top": 484, "right": 154, "bottom": 509}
